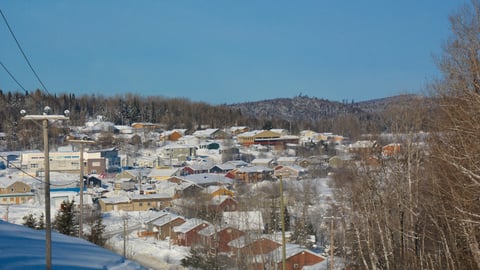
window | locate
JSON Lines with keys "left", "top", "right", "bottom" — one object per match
{"left": 10, "top": 188, "right": 14, "bottom": 192}
{"left": 31, "top": 163, "right": 38, "bottom": 169}
{"left": 293, "top": 263, "right": 299, "bottom": 269}
{"left": 139, "top": 203, "right": 143, "bottom": 206}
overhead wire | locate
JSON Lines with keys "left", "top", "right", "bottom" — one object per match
{"left": 0, "top": 59, "right": 28, "bottom": 93}
{"left": 0, "top": 8, "right": 52, "bottom": 97}
{"left": 0, "top": 154, "right": 79, "bottom": 187}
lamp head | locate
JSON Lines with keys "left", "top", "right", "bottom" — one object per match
{"left": 20, "top": 109, "right": 27, "bottom": 116}
{"left": 64, "top": 109, "right": 70, "bottom": 117}
{"left": 43, "top": 106, "right": 51, "bottom": 115}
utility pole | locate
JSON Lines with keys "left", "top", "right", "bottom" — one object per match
{"left": 21, "top": 107, "right": 69, "bottom": 270}
{"left": 68, "top": 138, "right": 94, "bottom": 239}
{"left": 330, "top": 217, "right": 334, "bottom": 270}
{"left": 278, "top": 174, "right": 286, "bottom": 270}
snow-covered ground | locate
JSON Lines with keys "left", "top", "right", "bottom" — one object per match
{"left": 0, "top": 204, "right": 189, "bottom": 269}
{"left": 0, "top": 220, "right": 146, "bottom": 270}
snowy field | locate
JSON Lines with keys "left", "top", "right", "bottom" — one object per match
{"left": 0, "top": 204, "right": 189, "bottom": 269}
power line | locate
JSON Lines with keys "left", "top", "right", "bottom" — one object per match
{"left": 0, "top": 155, "right": 77, "bottom": 187}
{"left": 0, "top": 59, "right": 28, "bottom": 93}
{"left": 0, "top": 8, "right": 52, "bottom": 96}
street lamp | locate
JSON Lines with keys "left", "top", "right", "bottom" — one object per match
{"left": 21, "top": 107, "right": 69, "bottom": 270}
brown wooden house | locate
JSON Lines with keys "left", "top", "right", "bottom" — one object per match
{"left": 173, "top": 218, "right": 210, "bottom": 246}
{"left": 198, "top": 225, "right": 245, "bottom": 253}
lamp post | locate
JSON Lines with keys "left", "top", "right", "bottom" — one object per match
{"left": 21, "top": 107, "right": 69, "bottom": 270}
{"left": 67, "top": 138, "right": 94, "bottom": 238}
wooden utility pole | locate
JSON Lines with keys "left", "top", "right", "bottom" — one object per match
{"left": 68, "top": 139, "right": 94, "bottom": 238}
{"left": 279, "top": 175, "right": 286, "bottom": 270}
{"left": 21, "top": 107, "right": 69, "bottom": 270}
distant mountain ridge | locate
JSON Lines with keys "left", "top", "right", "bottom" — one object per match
{"left": 228, "top": 94, "right": 424, "bottom": 122}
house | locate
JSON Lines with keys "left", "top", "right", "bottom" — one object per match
{"left": 0, "top": 178, "right": 34, "bottom": 204}
{"left": 382, "top": 143, "right": 402, "bottom": 157}
{"left": 229, "top": 126, "right": 249, "bottom": 135}
{"left": 114, "top": 178, "right": 136, "bottom": 191}
{"left": 98, "top": 196, "right": 130, "bottom": 212}
{"left": 198, "top": 225, "right": 245, "bottom": 253}
{"left": 208, "top": 195, "right": 238, "bottom": 213}
{"left": 173, "top": 218, "right": 210, "bottom": 246}
{"left": 230, "top": 166, "right": 274, "bottom": 183}
{"left": 237, "top": 129, "right": 284, "bottom": 146}
{"left": 145, "top": 212, "right": 186, "bottom": 241}
{"left": 228, "top": 236, "right": 281, "bottom": 260}
{"left": 158, "top": 144, "right": 196, "bottom": 167}
{"left": 131, "top": 122, "right": 162, "bottom": 132}
{"left": 182, "top": 165, "right": 210, "bottom": 175}
{"left": 274, "top": 165, "right": 308, "bottom": 180}
{"left": 222, "top": 211, "right": 264, "bottom": 232}
{"left": 88, "top": 147, "right": 121, "bottom": 171}
{"left": 261, "top": 243, "right": 325, "bottom": 270}
{"left": 276, "top": 156, "right": 298, "bottom": 166}
{"left": 183, "top": 173, "right": 234, "bottom": 188}
{"left": 147, "top": 168, "right": 179, "bottom": 181}
{"left": 99, "top": 193, "right": 172, "bottom": 212}
{"left": 160, "top": 129, "right": 187, "bottom": 142}
{"left": 192, "top": 128, "right": 229, "bottom": 140}
{"left": 129, "top": 193, "right": 172, "bottom": 211}
{"left": 204, "top": 185, "right": 234, "bottom": 198}
{"left": 209, "top": 163, "right": 235, "bottom": 174}
{"left": 251, "top": 158, "right": 274, "bottom": 168}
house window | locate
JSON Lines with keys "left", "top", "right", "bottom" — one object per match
{"left": 10, "top": 198, "right": 14, "bottom": 202}
{"left": 23, "top": 187, "right": 26, "bottom": 192}
{"left": 139, "top": 203, "right": 143, "bottom": 206}
{"left": 293, "top": 263, "right": 299, "bottom": 269}
{"left": 10, "top": 188, "right": 14, "bottom": 192}
{"left": 31, "top": 163, "right": 38, "bottom": 169}
{"left": 147, "top": 202, "right": 151, "bottom": 206}
{"left": 2, "top": 198, "right": 6, "bottom": 202}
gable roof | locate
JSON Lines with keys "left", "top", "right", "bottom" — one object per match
{"left": 183, "top": 173, "right": 233, "bottom": 186}
{"left": 265, "top": 243, "right": 325, "bottom": 263}
{"left": 173, "top": 218, "right": 209, "bottom": 233}
{"left": 222, "top": 211, "right": 264, "bottom": 231}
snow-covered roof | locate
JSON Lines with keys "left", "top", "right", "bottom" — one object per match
{"left": 148, "top": 168, "right": 179, "bottom": 178}
{"left": 101, "top": 196, "right": 130, "bottom": 204}
{"left": 210, "top": 195, "right": 235, "bottom": 206}
{"left": 235, "top": 166, "right": 273, "bottom": 173}
{"left": 151, "top": 213, "right": 185, "bottom": 227}
{"left": 222, "top": 211, "right": 264, "bottom": 231}
{"left": 264, "top": 243, "right": 325, "bottom": 263}
{"left": 130, "top": 193, "right": 172, "bottom": 200}
{"left": 173, "top": 218, "right": 209, "bottom": 233}
{"left": 183, "top": 173, "right": 233, "bottom": 186}
{"left": 192, "top": 128, "right": 219, "bottom": 138}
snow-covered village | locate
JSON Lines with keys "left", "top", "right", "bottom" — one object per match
{"left": 2, "top": 1, "right": 480, "bottom": 269}
{"left": 0, "top": 114, "right": 385, "bottom": 269}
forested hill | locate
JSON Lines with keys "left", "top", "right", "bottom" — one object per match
{"left": 0, "top": 90, "right": 430, "bottom": 149}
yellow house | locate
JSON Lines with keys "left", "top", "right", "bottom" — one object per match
{"left": 237, "top": 130, "right": 281, "bottom": 146}
{"left": 0, "top": 178, "right": 34, "bottom": 204}
{"left": 204, "top": 185, "right": 234, "bottom": 199}
{"left": 147, "top": 168, "right": 179, "bottom": 181}
{"left": 99, "top": 193, "right": 173, "bottom": 212}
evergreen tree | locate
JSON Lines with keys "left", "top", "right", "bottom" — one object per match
{"left": 22, "top": 214, "right": 37, "bottom": 229}
{"left": 181, "top": 246, "right": 220, "bottom": 270}
{"left": 53, "top": 200, "right": 77, "bottom": 236}
{"left": 86, "top": 213, "right": 106, "bottom": 246}
{"left": 37, "top": 213, "right": 45, "bottom": 230}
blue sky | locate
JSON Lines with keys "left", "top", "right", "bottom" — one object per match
{"left": 0, "top": 1, "right": 460, "bottom": 104}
